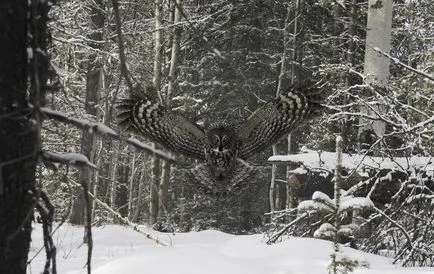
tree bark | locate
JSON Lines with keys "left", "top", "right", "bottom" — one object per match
{"left": 149, "top": 156, "right": 160, "bottom": 224}
{"left": 70, "top": 0, "right": 105, "bottom": 225}
{"left": 133, "top": 166, "right": 146, "bottom": 222}
{"left": 286, "top": 0, "right": 300, "bottom": 211}
{"left": 157, "top": 0, "right": 183, "bottom": 222}
{"left": 0, "top": 0, "right": 50, "bottom": 272}
{"left": 149, "top": 0, "right": 164, "bottom": 224}
{"left": 128, "top": 151, "right": 136, "bottom": 219}
{"left": 358, "top": 0, "right": 393, "bottom": 149}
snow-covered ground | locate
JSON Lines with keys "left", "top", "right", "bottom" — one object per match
{"left": 27, "top": 224, "right": 433, "bottom": 274}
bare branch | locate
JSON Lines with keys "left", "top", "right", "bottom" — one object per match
{"left": 34, "top": 189, "right": 57, "bottom": 274}
{"left": 110, "top": 0, "right": 134, "bottom": 92}
{"left": 41, "top": 107, "right": 176, "bottom": 163}
{"left": 371, "top": 46, "right": 434, "bottom": 82}
{"left": 70, "top": 180, "right": 168, "bottom": 247}
{"left": 42, "top": 151, "right": 97, "bottom": 169}
{"left": 266, "top": 213, "right": 308, "bottom": 244}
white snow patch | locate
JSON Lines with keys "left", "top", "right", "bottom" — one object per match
{"left": 27, "top": 224, "right": 434, "bottom": 274}
{"left": 269, "top": 151, "right": 434, "bottom": 172}
{"left": 298, "top": 199, "right": 334, "bottom": 214}
{"left": 27, "top": 47, "right": 33, "bottom": 59}
{"left": 290, "top": 166, "right": 308, "bottom": 174}
{"left": 314, "top": 223, "right": 335, "bottom": 239}
{"left": 339, "top": 197, "right": 374, "bottom": 213}
{"left": 312, "top": 191, "right": 333, "bottom": 203}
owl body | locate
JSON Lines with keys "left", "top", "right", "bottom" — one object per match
{"left": 204, "top": 122, "right": 240, "bottom": 182}
{"left": 118, "top": 86, "right": 323, "bottom": 194}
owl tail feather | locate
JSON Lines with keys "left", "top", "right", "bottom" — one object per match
{"left": 115, "top": 86, "right": 160, "bottom": 131}
{"left": 185, "top": 159, "right": 259, "bottom": 197}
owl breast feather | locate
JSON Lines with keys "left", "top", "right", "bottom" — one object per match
{"left": 206, "top": 148, "right": 237, "bottom": 182}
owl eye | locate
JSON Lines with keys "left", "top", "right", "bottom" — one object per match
{"left": 221, "top": 135, "right": 227, "bottom": 143}
{"left": 213, "top": 135, "right": 220, "bottom": 144}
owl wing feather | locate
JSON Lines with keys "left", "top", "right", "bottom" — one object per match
{"left": 238, "top": 86, "right": 323, "bottom": 159}
{"left": 117, "top": 93, "right": 207, "bottom": 160}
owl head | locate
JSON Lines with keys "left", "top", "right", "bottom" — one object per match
{"left": 206, "top": 122, "right": 238, "bottom": 152}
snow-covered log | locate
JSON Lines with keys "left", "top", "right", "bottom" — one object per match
{"left": 269, "top": 151, "right": 434, "bottom": 205}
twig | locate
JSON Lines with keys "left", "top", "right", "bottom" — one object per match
{"left": 372, "top": 206, "right": 413, "bottom": 260}
{"left": 28, "top": 167, "right": 74, "bottom": 267}
{"left": 267, "top": 212, "right": 308, "bottom": 244}
{"left": 172, "top": 0, "right": 225, "bottom": 60}
{"left": 33, "top": 188, "right": 57, "bottom": 274}
{"left": 81, "top": 173, "right": 93, "bottom": 274}
{"left": 370, "top": 46, "right": 434, "bottom": 82}
{"left": 110, "top": 0, "right": 134, "bottom": 92}
{"left": 70, "top": 180, "right": 168, "bottom": 246}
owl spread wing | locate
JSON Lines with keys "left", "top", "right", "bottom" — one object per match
{"left": 117, "top": 93, "right": 207, "bottom": 160}
{"left": 237, "top": 86, "right": 323, "bottom": 159}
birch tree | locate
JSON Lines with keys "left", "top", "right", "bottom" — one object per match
{"left": 149, "top": 0, "right": 164, "bottom": 225}
{"left": 358, "top": 0, "right": 393, "bottom": 150}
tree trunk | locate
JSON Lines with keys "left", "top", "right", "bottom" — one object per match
{"left": 133, "top": 166, "right": 146, "bottom": 222}
{"left": 270, "top": 2, "right": 295, "bottom": 213}
{"left": 269, "top": 145, "right": 277, "bottom": 212}
{"left": 116, "top": 153, "right": 130, "bottom": 217}
{"left": 149, "top": 156, "right": 160, "bottom": 224}
{"left": 70, "top": 0, "right": 105, "bottom": 225}
{"left": 149, "top": 0, "right": 164, "bottom": 225}
{"left": 358, "top": 0, "right": 393, "bottom": 149}
{"left": 157, "top": 0, "right": 183, "bottom": 222}
{"left": 286, "top": 0, "right": 300, "bottom": 210}
{"left": 341, "top": 0, "right": 359, "bottom": 149}
{"left": 128, "top": 151, "right": 136, "bottom": 219}
{"left": 0, "top": 0, "right": 50, "bottom": 272}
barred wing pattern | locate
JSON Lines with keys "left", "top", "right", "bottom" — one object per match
{"left": 117, "top": 94, "right": 207, "bottom": 160}
{"left": 238, "top": 87, "right": 323, "bottom": 159}
{"left": 118, "top": 85, "right": 324, "bottom": 197}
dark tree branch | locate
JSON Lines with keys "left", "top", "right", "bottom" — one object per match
{"left": 110, "top": 0, "right": 134, "bottom": 92}
{"left": 34, "top": 189, "right": 57, "bottom": 274}
{"left": 27, "top": 168, "right": 73, "bottom": 268}
{"left": 370, "top": 46, "right": 434, "bottom": 82}
{"left": 69, "top": 179, "right": 168, "bottom": 246}
{"left": 41, "top": 107, "right": 176, "bottom": 163}
{"left": 81, "top": 173, "right": 93, "bottom": 274}
{"left": 42, "top": 151, "right": 97, "bottom": 169}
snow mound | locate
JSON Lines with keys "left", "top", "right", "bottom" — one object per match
{"left": 27, "top": 224, "right": 433, "bottom": 274}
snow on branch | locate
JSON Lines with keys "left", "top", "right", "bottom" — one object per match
{"left": 41, "top": 107, "right": 176, "bottom": 163}
{"left": 42, "top": 151, "right": 97, "bottom": 169}
{"left": 371, "top": 46, "right": 434, "bottom": 82}
{"left": 268, "top": 151, "right": 434, "bottom": 173}
{"left": 325, "top": 85, "right": 433, "bottom": 140}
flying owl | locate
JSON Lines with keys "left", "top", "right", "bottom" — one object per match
{"left": 117, "top": 85, "right": 323, "bottom": 195}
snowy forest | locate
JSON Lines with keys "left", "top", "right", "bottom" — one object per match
{"left": 0, "top": 0, "right": 433, "bottom": 273}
